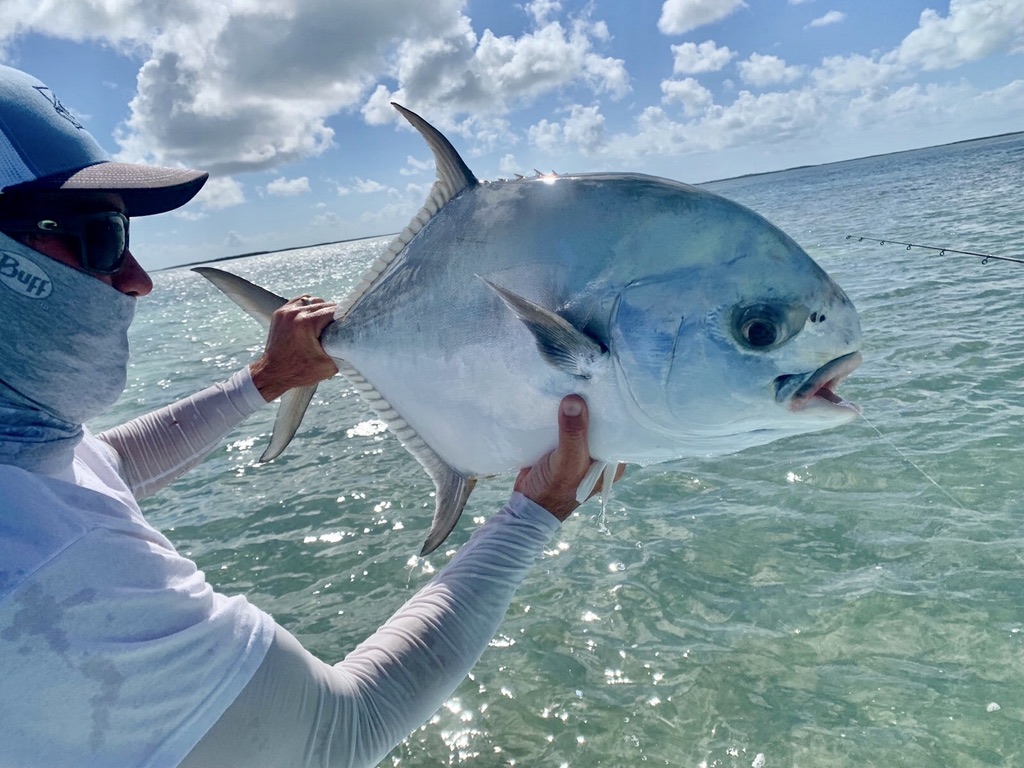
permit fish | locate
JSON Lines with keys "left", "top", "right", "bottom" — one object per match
{"left": 196, "top": 103, "right": 862, "bottom": 555}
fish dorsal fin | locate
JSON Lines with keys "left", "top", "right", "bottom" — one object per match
{"left": 392, "top": 102, "right": 477, "bottom": 200}
{"left": 337, "top": 361, "right": 475, "bottom": 555}
{"left": 334, "top": 104, "right": 478, "bottom": 322}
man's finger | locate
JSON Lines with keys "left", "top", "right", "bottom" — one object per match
{"left": 555, "top": 395, "right": 590, "bottom": 471}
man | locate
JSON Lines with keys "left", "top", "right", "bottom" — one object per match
{"left": 0, "top": 64, "right": 611, "bottom": 767}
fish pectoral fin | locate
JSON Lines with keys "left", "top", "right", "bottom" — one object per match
{"left": 420, "top": 469, "right": 477, "bottom": 556}
{"left": 260, "top": 384, "right": 318, "bottom": 462}
{"left": 479, "top": 277, "right": 607, "bottom": 379}
{"left": 192, "top": 267, "right": 288, "bottom": 329}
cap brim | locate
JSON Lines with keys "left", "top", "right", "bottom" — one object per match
{"left": 6, "top": 161, "right": 209, "bottom": 217}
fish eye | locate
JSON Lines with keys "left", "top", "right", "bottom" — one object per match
{"left": 743, "top": 318, "right": 778, "bottom": 347}
{"left": 732, "top": 304, "right": 792, "bottom": 350}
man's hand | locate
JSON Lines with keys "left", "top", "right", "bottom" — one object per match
{"left": 250, "top": 295, "right": 339, "bottom": 402}
{"left": 514, "top": 395, "right": 624, "bottom": 522}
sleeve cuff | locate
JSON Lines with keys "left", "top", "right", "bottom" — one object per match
{"left": 506, "top": 492, "right": 562, "bottom": 534}
{"left": 232, "top": 367, "right": 271, "bottom": 415}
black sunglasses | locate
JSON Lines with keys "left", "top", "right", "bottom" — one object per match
{"left": 0, "top": 211, "right": 130, "bottom": 275}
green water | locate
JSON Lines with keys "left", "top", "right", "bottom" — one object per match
{"left": 96, "top": 133, "right": 1024, "bottom": 766}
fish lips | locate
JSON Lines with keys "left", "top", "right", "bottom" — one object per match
{"left": 775, "top": 351, "right": 862, "bottom": 414}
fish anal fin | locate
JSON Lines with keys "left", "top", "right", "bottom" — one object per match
{"left": 421, "top": 473, "right": 477, "bottom": 557}
{"left": 479, "top": 277, "right": 607, "bottom": 379}
{"left": 337, "top": 362, "right": 475, "bottom": 554}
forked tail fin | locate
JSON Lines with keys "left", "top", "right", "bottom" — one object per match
{"left": 194, "top": 265, "right": 476, "bottom": 555}
{"left": 193, "top": 266, "right": 318, "bottom": 462}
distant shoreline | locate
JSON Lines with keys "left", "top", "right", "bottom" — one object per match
{"left": 698, "top": 130, "right": 1023, "bottom": 186}
{"left": 163, "top": 129, "right": 1023, "bottom": 271}
{"left": 157, "top": 232, "right": 394, "bottom": 272}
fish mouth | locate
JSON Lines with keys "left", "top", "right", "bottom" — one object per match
{"left": 774, "top": 351, "right": 862, "bottom": 413}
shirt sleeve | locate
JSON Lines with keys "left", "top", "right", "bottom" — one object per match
{"left": 96, "top": 367, "right": 268, "bottom": 500}
{"left": 179, "top": 493, "right": 561, "bottom": 768}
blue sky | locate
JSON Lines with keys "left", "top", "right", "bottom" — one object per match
{"left": 1, "top": 0, "right": 1021, "bottom": 269}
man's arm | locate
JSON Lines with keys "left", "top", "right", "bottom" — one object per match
{"left": 179, "top": 397, "right": 606, "bottom": 768}
{"left": 97, "top": 296, "right": 337, "bottom": 499}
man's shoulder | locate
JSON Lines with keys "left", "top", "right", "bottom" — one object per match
{"left": 0, "top": 462, "right": 162, "bottom": 600}
{"left": 0, "top": 464, "right": 95, "bottom": 598}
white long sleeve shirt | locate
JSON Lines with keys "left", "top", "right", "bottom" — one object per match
{"left": 0, "top": 370, "right": 560, "bottom": 768}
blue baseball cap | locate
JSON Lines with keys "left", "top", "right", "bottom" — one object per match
{"left": 0, "top": 65, "right": 208, "bottom": 216}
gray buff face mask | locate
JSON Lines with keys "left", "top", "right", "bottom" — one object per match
{"left": 0, "top": 232, "right": 135, "bottom": 472}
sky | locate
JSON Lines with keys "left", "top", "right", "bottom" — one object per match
{"left": 0, "top": 0, "right": 1021, "bottom": 270}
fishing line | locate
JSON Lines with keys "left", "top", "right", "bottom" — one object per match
{"left": 857, "top": 410, "right": 967, "bottom": 510}
{"left": 846, "top": 235, "right": 1024, "bottom": 266}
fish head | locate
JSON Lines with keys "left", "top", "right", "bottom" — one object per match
{"left": 608, "top": 193, "right": 862, "bottom": 457}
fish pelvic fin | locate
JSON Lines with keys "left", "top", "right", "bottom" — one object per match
{"left": 337, "top": 361, "right": 475, "bottom": 555}
{"left": 193, "top": 266, "right": 317, "bottom": 462}
{"left": 334, "top": 104, "right": 479, "bottom": 323}
{"left": 479, "top": 276, "right": 608, "bottom": 379}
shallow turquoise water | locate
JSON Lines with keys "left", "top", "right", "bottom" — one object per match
{"left": 96, "top": 134, "right": 1024, "bottom": 767}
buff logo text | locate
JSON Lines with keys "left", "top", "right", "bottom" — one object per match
{"left": 0, "top": 252, "right": 53, "bottom": 299}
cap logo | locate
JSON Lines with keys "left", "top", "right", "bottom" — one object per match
{"left": 33, "top": 85, "right": 84, "bottom": 130}
{"left": 0, "top": 251, "right": 53, "bottom": 299}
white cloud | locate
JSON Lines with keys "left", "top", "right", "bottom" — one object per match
{"left": 811, "top": 0, "right": 1024, "bottom": 93}
{"left": 1, "top": 0, "right": 626, "bottom": 181}
{"left": 658, "top": 0, "right": 748, "bottom": 35}
{"left": 3, "top": 0, "right": 1021, "bottom": 213}
{"left": 112, "top": 1, "right": 472, "bottom": 175}
{"left": 661, "top": 77, "right": 715, "bottom": 115}
{"left": 362, "top": 6, "right": 629, "bottom": 132}
{"left": 614, "top": 0, "right": 1024, "bottom": 173}
{"left": 527, "top": 0, "right": 562, "bottom": 25}
{"left": 583, "top": 50, "right": 631, "bottom": 99}
{"left": 193, "top": 176, "right": 246, "bottom": 211}
{"left": 337, "top": 178, "right": 391, "bottom": 196}
{"left": 265, "top": 176, "right": 311, "bottom": 197}
{"left": 528, "top": 104, "right": 606, "bottom": 154}
{"left": 807, "top": 11, "right": 846, "bottom": 28}
{"left": 812, "top": 53, "right": 898, "bottom": 93}
{"left": 399, "top": 155, "right": 435, "bottom": 176}
{"left": 312, "top": 211, "right": 343, "bottom": 228}
{"left": 670, "top": 40, "right": 735, "bottom": 74}
{"left": 694, "top": 88, "right": 826, "bottom": 146}
{"left": 737, "top": 53, "right": 805, "bottom": 87}
{"left": 892, "top": 0, "right": 1024, "bottom": 71}
{"left": 498, "top": 153, "right": 522, "bottom": 176}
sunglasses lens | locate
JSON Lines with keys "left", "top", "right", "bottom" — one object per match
{"left": 82, "top": 214, "right": 128, "bottom": 274}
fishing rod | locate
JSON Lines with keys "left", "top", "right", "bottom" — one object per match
{"left": 845, "top": 235, "right": 1024, "bottom": 266}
